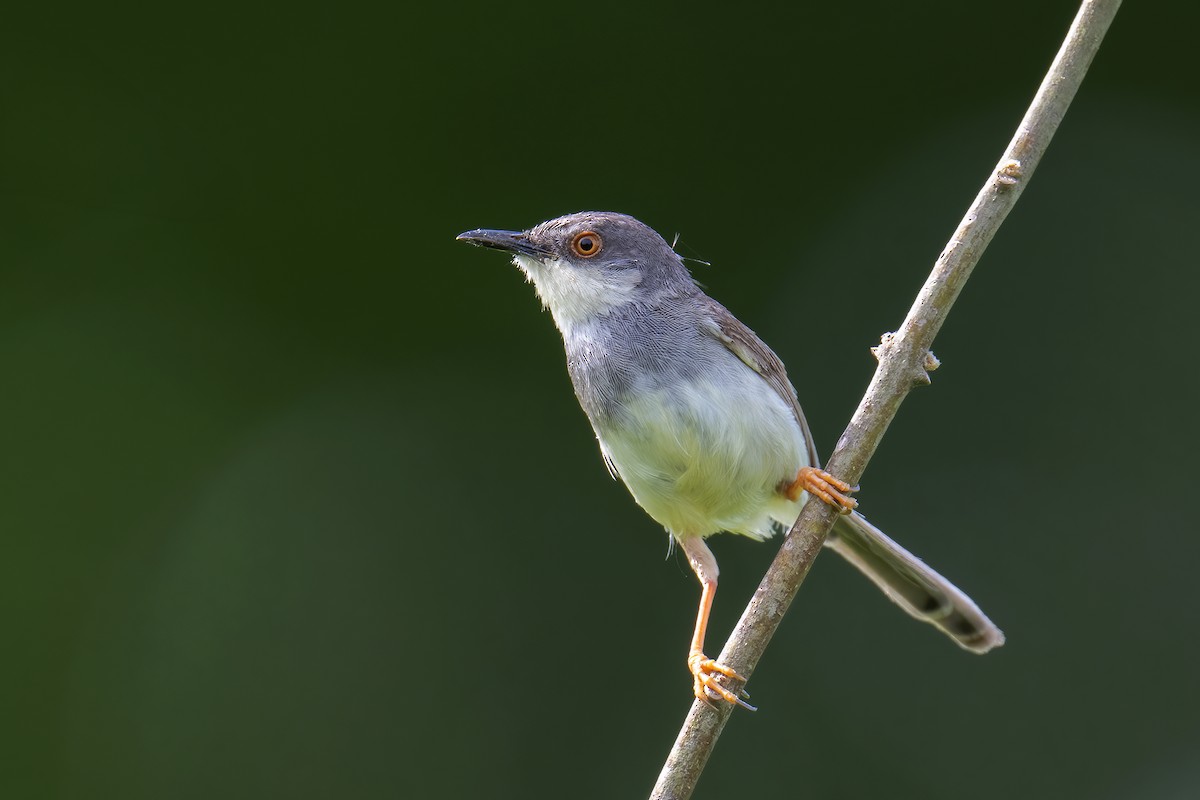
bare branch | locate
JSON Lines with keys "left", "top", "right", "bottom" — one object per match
{"left": 649, "top": 1, "right": 1123, "bottom": 797}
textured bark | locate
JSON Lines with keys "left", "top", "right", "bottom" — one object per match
{"left": 649, "top": 2, "right": 1124, "bottom": 797}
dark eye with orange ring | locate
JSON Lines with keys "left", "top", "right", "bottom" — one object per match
{"left": 570, "top": 231, "right": 603, "bottom": 258}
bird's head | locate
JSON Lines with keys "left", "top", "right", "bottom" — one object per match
{"left": 457, "top": 211, "right": 691, "bottom": 333}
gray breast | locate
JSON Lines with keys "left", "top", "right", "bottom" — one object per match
{"left": 562, "top": 293, "right": 729, "bottom": 429}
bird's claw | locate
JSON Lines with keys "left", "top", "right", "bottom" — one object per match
{"left": 783, "top": 466, "right": 858, "bottom": 513}
{"left": 688, "top": 653, "right": 756, "bottom": 711}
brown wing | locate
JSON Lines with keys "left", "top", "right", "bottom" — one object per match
{"left": 698, "top": 295, "right": 822, "bottom": 469}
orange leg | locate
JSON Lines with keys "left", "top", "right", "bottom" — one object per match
{"left": 678, "top": 537, "right": 755, "bottom": 711}
{"left": 783, "top": 466, "right": 858, "bottom": 512}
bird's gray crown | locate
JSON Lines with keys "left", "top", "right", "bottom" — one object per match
{"left": 458, "top": 211, "right": 691, "bottom": 281}
{"left": 526, "top": 211, "right": 680, "bottom": 271}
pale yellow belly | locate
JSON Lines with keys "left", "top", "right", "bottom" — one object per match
{"left": 597, "top": 378, "right": 808, "bottom": 539}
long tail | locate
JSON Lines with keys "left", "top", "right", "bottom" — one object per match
{"left": 825, "top": 512, "right": 1005, "bottom": 653}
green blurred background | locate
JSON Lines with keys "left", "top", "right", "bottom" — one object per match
{"left": 3, "top": 1, "right": 1198, "bottom": 797}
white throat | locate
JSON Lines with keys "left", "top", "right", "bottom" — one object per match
{"left": 514, "top": 254, "right": 643, "bottom": 335}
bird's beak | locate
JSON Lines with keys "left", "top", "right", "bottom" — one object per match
{"left": 455, "top": 228, "right": 548, "bottom": 258}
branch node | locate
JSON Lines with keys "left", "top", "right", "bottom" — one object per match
{"left": 924, "top": 349, "right": 941, "bottom": 373}
{"left": 996, "top": 158, "right": 1023, "bottom": 186}
{"left": 870, "top": 331, "right": 897, "bottom": 363}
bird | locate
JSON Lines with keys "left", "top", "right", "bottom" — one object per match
{"left": 456, "top": 211, "right": 1004, "bottom": 708}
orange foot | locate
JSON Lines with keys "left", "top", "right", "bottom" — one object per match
{"left": 784, "top": 466, "right": 859, "bottom": 512}
{"left": 688, "top": 652, "right": 756, "bottom": 711}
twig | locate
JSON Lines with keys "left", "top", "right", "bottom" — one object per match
{"left": 649, "top": 1, "right": 1123, "bottom": 797}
